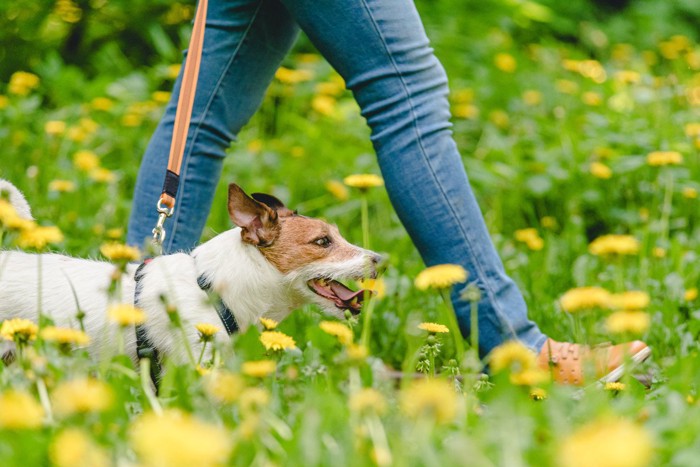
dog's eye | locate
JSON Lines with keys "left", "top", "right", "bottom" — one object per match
{"left": 313, "top": 236, "right": 331, "bottom": 247}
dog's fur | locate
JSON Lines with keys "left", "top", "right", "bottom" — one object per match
{"left": 0, "top": 181, "right": 381, "bottom": 363}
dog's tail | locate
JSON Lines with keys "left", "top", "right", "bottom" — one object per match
{"left": 0, "top": 179, "right": 33, "bottom": 220}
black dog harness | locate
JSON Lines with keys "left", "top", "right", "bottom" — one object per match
{"left": 133, "top": 258, "right": 239, "bottom": 387}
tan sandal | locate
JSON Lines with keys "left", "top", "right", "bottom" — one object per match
{"left": 537, "top": 338, "right": 651, "bottom": 386}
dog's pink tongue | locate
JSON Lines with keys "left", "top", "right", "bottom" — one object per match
{"left": 329, "top": 280, "right": 365, "bottom": 302}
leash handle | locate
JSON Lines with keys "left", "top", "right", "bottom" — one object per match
{"left": 152, "top": 0, "right": 209, "bottom": 247}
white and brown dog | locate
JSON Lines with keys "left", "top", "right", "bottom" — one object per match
{"left": 0, "top": 180, "right": 382, "bottom": 364}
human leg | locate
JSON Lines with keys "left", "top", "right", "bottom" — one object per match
{"left": 127, "top": 0, "right": 299, "bottom": 253}
{"left": 280, "top": 0, "right": 547, "bottom": 356}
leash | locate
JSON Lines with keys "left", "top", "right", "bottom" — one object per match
{"left": 133, "top": 258, "right": 239, "bottom": 388}
{"left": 151, "top": 0, "right": 209, "bottom": 248}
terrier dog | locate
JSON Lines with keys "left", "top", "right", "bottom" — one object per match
{"left": 0, "top": 180, "right": 382, "bottom": 364}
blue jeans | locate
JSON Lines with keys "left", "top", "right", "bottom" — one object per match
{"left": 126, "top": 0, "right": 547, "bottom": 357}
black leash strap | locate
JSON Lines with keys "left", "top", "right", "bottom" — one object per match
{"left": 133, "top": 260, "right": 239, "bottom": 389}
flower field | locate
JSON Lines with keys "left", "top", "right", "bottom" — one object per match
{"left": 3, "top": 0, "right": 700, "bottom": 465}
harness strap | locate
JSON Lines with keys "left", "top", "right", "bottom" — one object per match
{"left": 133, "top": 259, "right": 238, "bottom": 388}
{"left": 197, "top": 276, "right": 239, "bottom": 335}
{"left": 133, "top": 259, "right": 162, "bottom": 388}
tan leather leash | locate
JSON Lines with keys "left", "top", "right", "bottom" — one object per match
{"left": 152, "top": 0, "right": 209, "bottom": 248}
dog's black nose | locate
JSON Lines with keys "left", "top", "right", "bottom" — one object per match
{"left": 367, "top": 253, "right": 388, "bottom": 278}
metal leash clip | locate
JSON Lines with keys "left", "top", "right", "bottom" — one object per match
{"left": 152, "top": 199, "right": 174, "bottom": 246}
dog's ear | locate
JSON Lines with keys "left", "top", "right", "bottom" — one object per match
{"left": 251, "top": 192, "right": 295, "bottom": 217}
{"left": 228, "top": 184, "right": 281, "bottom": 246}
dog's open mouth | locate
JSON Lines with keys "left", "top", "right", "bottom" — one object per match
{"left": 307, "top": 279, "right": 369, "bottom": 314}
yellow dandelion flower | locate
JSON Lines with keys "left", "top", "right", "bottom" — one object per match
{"left": 108, "top": 304, "right": 146, "bottom": 326}
{"left": 89, "top": 167, "right": 116, "bottom": 183}
{"left": 589, "top": 234, "right": 639, "bottom": 256}
{"left": 41, "top": 326, "right": 90, "bottom": 346}
{"left": 653, "top": 247, "right": 666, "bottom": 258}
{"left": 49, "top": 428, "right": 110, "bottom": 467}
{"left": 121, "top": 114, "right": 142, "bottom": 127}
{"left": 494, "top": 53, "right": 517, "bottom": 73}
{"left": 349, "top": 388, "right": 387, "bottom": 415}
{"left": 130, "top": 409, "right": 232, "bottom": 467}
{"left": 73, "top": 150, "right": 100, "bottom": 172}
{"left": 555, "top": 79, "right": 579, "bottom": 94}
{"left": 241, "top": 359, "right": 276, "bottom": 378}
{"left": 400, "top": 379, "right": 459, "bottom": 425}
{"left": 0, "top": 198, "right": 17, "bottom": 222}
{"left": 346, "top": 343, "right": 369, "bottom": 361}
{"left": 0, "top": 390, "right": 44, "bottom": 429}
{"left": 274, "top": 67, "right": 314, "bottom": 84}
{"left": 48, "top": 179, "right": 76, "bottom": 193}
{"left": 16, "top": 225, "right": 64, "bottom": 250}
{"left": 167, "top": 64, "right": 182, "bottom": 79}
{"left": 106, "top": 227, "right": 124, "bottom": 239}
{"left": 99, "top": 242, "right": 140, "bottom": 262}
{"left": 290, "top": 146, "right": 305, "bottom": 158}
{"left": 319, "top": 320, "right": 354, "bottom": 345}
{"left": 152, "top": 90, "right": 171, "bottom": 104}
{"left": 260, "top": 330, "right": 296, "bottom": 351}
{"left": 205, "top": 371, "right": 245, "bottom": 404}
{"left": 590, "top": 161, "right": 613, "bottom": 179}
{"left": 604, "top": 382, "right": 626, "bottom": 392}
{"left": 560, "top": 286, "right": 612, "bottom": 312}
{"left": 522, "top": 90, "right": 543, "bottom": 106}
{"left": 488, "top": 340, "right": 537, "bottom": 374}
{"left": 509, "top": 367, "right": 549, "bottom": 386}
{"left": 558, "top": 417, "right": 653, "bottom": 467}
{"left": 52, "top": 378, "right": 114, "bottom": 417}
{"left": 3, "top": 216, "right": 35, "bottom": 232}
{"left": 312, "top": 95, "right": 336, "bottom": 117}
{"left": 9, "top": 71, "right": 40, "bottom": 96}
{"left": 514, "top": 228, "right": 539, "bottom": 243}
{"left": 239, "top": 387, "right": 271, "bottom": 414}
{"left": 0, "top": 95, "right": 8, "bottom": 109}
{"left": 418, "top": 322, "right": 450, "bottom": 334}
{"left": 684, "top": 123, "right": 700, "bottom": 138}
{"left": 90, "top": 97, "right": 114, "bottom": 111}
{"left": 514, "top": 228, "right": 545, "bottom": 251}
{"left": 605, "top": 311, "right": 650, "bottom": 335}
{"left": 67, "top": 126, "right": 87, "bottom": 142}
{"left": 45, "top": 120, "right": 67, "bottom": 135}
{"left": 1, "top": 318, "right": 38, "bottom": 343}
{"left": 613, "top": 70, "right": 641, "bottom": 84}
{"left": 684, "top": 288, "right": 698, "bottom": 301}
{"left": 324, "top": 180, "right": 349, "bottom": 201}
{"left": 489, "top": 109, "right": 510, "bottom": 128}
{"left": 541, "top": 216, "right": 557, "bottom": 229}
{"left": 610, "top": 291, "right": 650, "bottom": 310}
{"left": 452, "top": 103, "right": 479, "bottom": 119}
{"left": 646, "top": 150, "right": 683, "bottom": 166}
{"left": 414, "top": 264, "right": 468, "bottom": 290}
{"left": 581, "top": 91, "right": 602, "bottom": 106}
{"left": 530, "top": 387, "right": 548, "bottom": 401}
{"left": 195, "top": 323, "right": 219, "bottom": 340}
{"left": 343, "top": 173, "right": 384, "bottom": 189}
{"left": 682, "top": 187, "right": 698, "bottom": 199}
{"left": 259, "top": 317, "right": 278, "bottom": 330}
{"left": 358, "top": 278, "right": 386, "bottom": 299}
{"left": 315, "top": 80, "right": 344, "bottom": 96}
